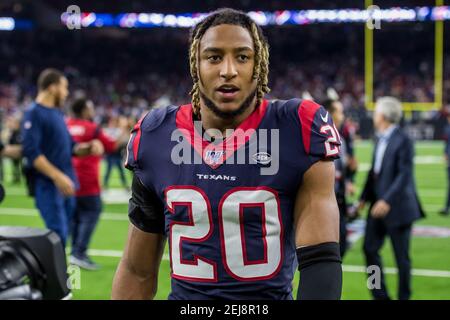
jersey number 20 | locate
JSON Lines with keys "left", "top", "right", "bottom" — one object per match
{"left": 165, "top": 186, "right": 283, "bottom": 282}
{"left": 320, "top": 124, "right": 340, "bottom": 157}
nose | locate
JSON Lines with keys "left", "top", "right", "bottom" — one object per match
{"left": 219, "top": 56, "right": 238, "bottom": 80}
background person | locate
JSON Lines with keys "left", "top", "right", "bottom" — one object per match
{"left": 358, "top": 97, "right": 425, "bottom": 300}
{"left": 21, "top": 68, "right": 103, "bottom": 247}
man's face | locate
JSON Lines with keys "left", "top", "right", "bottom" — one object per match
{"left": 198, "top": 24, "right": 258, "bottom": 117}
{"left": 51, "top": 77, "right": 69, "bottom": 107}
{"left": 84, "top": 100, "right": 95, "bottom": 120}
{"left": 331, "top": 101, "right": 344, "bottom": 128}
{"left": 373, "top": 106, "right": 384, "bottom": 131}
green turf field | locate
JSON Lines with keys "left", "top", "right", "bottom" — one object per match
{"left": 1, "top": 141, "right": 450, "bottom": 300}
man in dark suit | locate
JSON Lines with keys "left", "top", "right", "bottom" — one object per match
{"left": 359, "top": 97, "right": 425, "bottom": 300}
{"left": 439, "top": 111, "right": 450, "bottom": 216}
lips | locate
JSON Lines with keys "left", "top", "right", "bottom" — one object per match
{"left": 216, "top": 85, "right": 240, "bottom": 100}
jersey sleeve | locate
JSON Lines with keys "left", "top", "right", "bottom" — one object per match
{"left": 297, "top": 100, "right": 341, "bottom": 164}
{"left": 124, "top": 107, "right": 169, "bottom": 171}
{"left": 21, "top": 108, "right": 43, "bottom": 165}
{"left": 124, "top": 116, "right": 146, "bottom": 171}
{"left": 128, "top": 174, "right": 165, "bottom": 234}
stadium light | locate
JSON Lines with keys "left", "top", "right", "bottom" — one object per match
{"left": 0, "top": 17, "right": 15, "bottom": 31}
{"left": 59, "top": 6, "right": 450, "bottom": 29}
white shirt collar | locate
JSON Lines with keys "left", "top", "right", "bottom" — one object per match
{"left": 377, "top": 124, "right": 397, "bottom": 140}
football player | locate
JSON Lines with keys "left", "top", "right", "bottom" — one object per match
{"left": 112, "top": 8, "right": 342, "bottom": 300}
{"left": 322, "top": 99, "right": 358, "bottom": 258}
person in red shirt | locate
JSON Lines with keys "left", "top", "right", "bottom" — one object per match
{"left": 66, "top": 98, "right": 118, "bottom": 270}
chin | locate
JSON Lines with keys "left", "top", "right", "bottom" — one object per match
{"left": 216, "top": 101, "right": 240, "bottom": 112}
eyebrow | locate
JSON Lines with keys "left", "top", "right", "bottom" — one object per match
{"left": 202, "top": 46, "right": 254, "bottom": 54}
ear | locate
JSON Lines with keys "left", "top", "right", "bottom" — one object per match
{"left": 48, "top": 83, "right": 58, "bottom": 94}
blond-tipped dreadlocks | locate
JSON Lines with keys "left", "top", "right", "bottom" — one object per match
{"left": 188, "top": 8, "right": 270, "bottom": 116}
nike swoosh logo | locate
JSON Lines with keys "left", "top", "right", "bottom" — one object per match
{"left": 320, "top": 112, "right": 329, "bottom": 123}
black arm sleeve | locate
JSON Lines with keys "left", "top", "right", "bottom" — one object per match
{"left": 296, "top": 242, "right": 342, "bottom": 300}
{"left": 128, "top": 174, "right": 165, "bottom": 234}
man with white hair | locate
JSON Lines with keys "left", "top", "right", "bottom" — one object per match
{"left": 358, "top": 97, "right": 424, "bottom": 300}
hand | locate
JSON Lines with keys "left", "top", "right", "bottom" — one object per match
{"left": 347, "top": 203, "right": 360, "bottom": 221}
{"left": 1, "top": 145, "right": 22, "bottom": 159}
{"left": 53, "top": 173, "right": 75, "bottom": 197}
{"left": 371, "top": 200, "right": 391, "bottom": 218}
{"left": 348, "top": 157, "right": 358, "bottom": 172}
{"left": 90, "top": 139, "right": 104, "bottom": 156}
{"left": 346, "top": 182, "right": 355, "bottom": 196}
{"left": 357, "top": 200, "right": 366, "bottom": 212}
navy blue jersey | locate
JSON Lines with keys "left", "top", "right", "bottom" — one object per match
{"left": 126, "top": 99, "right": 340, "bottom": 300}
{"left": 22, "top": 103, "right": 76, "bottom": 183}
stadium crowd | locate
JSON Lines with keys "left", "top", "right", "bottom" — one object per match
{"left": 0, "top": 23, "right": 449, "bottom": 184}
{"left": 1, "top": 24, "right": 448, "bottom": 127}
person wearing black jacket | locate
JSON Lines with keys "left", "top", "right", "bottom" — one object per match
{"left": 439, "top": 112, "right": 450, "bottom": 216}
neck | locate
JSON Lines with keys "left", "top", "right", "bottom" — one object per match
{"left": 198, "top": 98, "right": 258, "bottom": 137}
{"left": 36, "top": 92, "right": 56, "bottom": 108}
{"left": 378, "top": 122, "right": 394, "bottom": 134}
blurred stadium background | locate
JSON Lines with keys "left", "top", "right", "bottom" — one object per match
{"left": 1, "top": 0, "right": 450, "bottom": 299}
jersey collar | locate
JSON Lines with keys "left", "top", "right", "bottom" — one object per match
{"left": 176, "top": 99, "right": 269, "bottom": 169}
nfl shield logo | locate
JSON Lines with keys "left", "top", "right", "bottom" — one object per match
{"left": 204, "top": 150, "right": 224, "bottom": 165}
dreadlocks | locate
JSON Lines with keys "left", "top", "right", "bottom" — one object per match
{"left": 188, "top": 8, "right": 270, "bottom": 116}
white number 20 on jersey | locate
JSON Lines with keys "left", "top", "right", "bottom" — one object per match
{"left": 320, "top": 124, "right": 341, "bottom": 157}
{"left": 165, "top": 186, "right": 283, "bottom": 282}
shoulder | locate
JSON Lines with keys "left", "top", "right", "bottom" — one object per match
{"left": 133, "top": 104, "right": 178, "bottom": 143}
{"left": 268, "top": 98, "right": 302, "bottom": 114}
{"left": 22, "top": 104, "right": 43, "bottom": 129}
{"left": 392, "top": 128, "right": 413, "bottom": 151}
{"left": 138, "top": 105, "right": 178, "bottom": 133}
{"left": 125, "top": 105, "right": 178, "bottom": 170}
{"left": 268, "top": 98, "right": 325, "bottom": 123}
{"left": 268, "top": 98, "right": 340, "bottom": 159}
{"left": 23, "top": 103, "right": 39, "bottom": 117}
{"left": 132, "top": 105, "right": 178, "bottom": 144}
{"left": 65, "top": 117, "right": 79, "bottom": 126}
{"left": 394, "top": 127, "right": 410, "bottom": 142}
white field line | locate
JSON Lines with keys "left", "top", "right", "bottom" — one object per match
{"left": 1, "top": 203, "right": 447, "bottom": 222}
{"left": 356, "top": 141, "right": 444, "bottom": 149}
{"left": 0, "top": 207, "right": 128, "bottom": 221}
{"left": 85, "top": 249, "right": 450, "bottom": 279}
{"left": 358, "top": 156, "right": 444, "bottom": 172}
{"left": 2, "top": 210, "right": 449, "bottom": 278}
{"left": 342, "top": 265, "right": 450, "bottom": 278}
